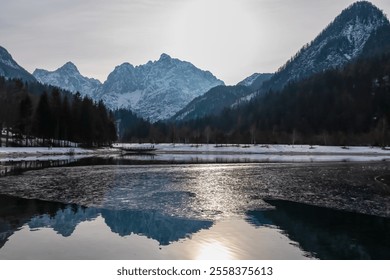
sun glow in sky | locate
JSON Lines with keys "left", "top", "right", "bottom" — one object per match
{"left": 1, "top": 0, "right": 390, "bottom": 85}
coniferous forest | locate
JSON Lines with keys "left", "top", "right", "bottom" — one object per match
{"left": 117, "top": 52, "right": 390, "bottom": 146}
{"left": 0, "top": 78, "right": 117, "bottom": 147}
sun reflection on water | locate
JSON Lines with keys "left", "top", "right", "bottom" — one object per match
{"left": 184, "top": 164, "right": 257, "bottom": 219}
{"left": 195, "top": 239, "right": 234, "bottom": 260}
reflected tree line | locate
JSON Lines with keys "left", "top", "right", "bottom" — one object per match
{"left": 0, "top": 158, "right": 79, "bottom": 177}
{"left": 0, "top": 78, "right": 117, "bottom": 147}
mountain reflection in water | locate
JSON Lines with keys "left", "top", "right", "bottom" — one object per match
{"left": 1, "top": 159, "right": 390, "bottom": 259}
{"left": 0, "top": 194, "right": 213, "bottom": 250}
{"left": 1, "top": 194, "right": 390, "bottom": 259}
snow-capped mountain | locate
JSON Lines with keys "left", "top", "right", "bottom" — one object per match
{"left": 261, "top": 1, "right": 390, "bottom": 92}
{"left": 34, "top": 54, "right": 223, "bottom": 122}
{"left": 95, "top": 53, "right": 224, "bottom": 122}
{"left": 0, "top": 46, "right": 36, "bottom": 83}
{"left": 33, "top": 62, "right": 101, "bottom": 96}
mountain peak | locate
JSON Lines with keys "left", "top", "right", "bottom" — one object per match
{"left": 118, "top": 62, "right": 134, "bottom": 69}
{"left": 109, "top": 63, "right": 135, "bottom": 78}
{"left": 346, "top": 1, "right": 385, "bottom": 13}
{"left": 348, "top": 1, "right": 380, "bottom": 9}
{"left": 258, "top": 1, "right": 389, "bottom": 93}
{"left": 0, "top": 46, "right": 12, "bottom": 60}
{"left": 336, "top": 1, "right": 388, "bottom": 24}
{"left": 0, "top": 45, "right": 19, "bottom": 69}
{"left": 159, "top": 53, "right": 172, "bottom": 61}
{"left": 33, "top": 61, "right": 101, "bottom": 96}
{"left": 0, "top": 45, "right": 37, "bottom": 82}
{"left": 58, "top": 61, "right": 79, "bottom": 73}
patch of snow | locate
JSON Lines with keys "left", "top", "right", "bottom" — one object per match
{"left": 0, "top": 147, "right": 93, "bottom": 156}
{"left": 231, "top": 92, "right": 257, "bottom": 108}
{"left": 344, "top": 54, "right": 352, "bottom": 60}
{"left": 0, "top": 147, "right": 120, "bottom": 162}
{"left": 238, "top": 73, "right": 261, "bottom": 87}
{"left": 0, "top": 58, "right": 20, "bottom": 70}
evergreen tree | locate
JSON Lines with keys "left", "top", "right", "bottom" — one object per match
{"left": 18, "top": 94, "right": 33, "bottom": 146}
{"left": 33, "top": 92, "right": 52, "bottom": 145}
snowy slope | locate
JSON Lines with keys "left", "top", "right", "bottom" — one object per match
{"left": 262, "top": 1, "right": 390, "bottom": 92}
{"left": 237, "top": 73, "right": 263, "bottom": 87}
{"left": 33, "top": 62, "right": 101, "bottom": 96}
{"left": 0, "top": 46, "right": 36, "bottom": 83}
{"left": 95, "top": 53, "right": 224, "bottom": 122}
{"left": 237, "top": 73, "right": 273, "bottom": 89}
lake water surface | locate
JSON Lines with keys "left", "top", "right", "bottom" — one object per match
{"left": 0, "top": 156, "right": 389, "bottom": 259}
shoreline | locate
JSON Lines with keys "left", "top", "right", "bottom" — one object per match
{"left": 0, "top": 147, "right": 119, "bottom": 162}
{"left": 116, "top": 143, "right": 390, "bottom": 155}
{"left": 1, "top": 144, "right": 390, "bottom": 163}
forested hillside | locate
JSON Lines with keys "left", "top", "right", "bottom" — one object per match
{"left": 0, "top": 78, "right": 117, "bottom": 147}
{"left": 119, "top": 52, "right": 390, "bottom": 146}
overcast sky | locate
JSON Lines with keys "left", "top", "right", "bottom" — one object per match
{"left": 1, "top": 0, "right": 389, "bottom": 85}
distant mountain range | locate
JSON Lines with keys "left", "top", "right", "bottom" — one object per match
{"left": 0, "top": 47, "right": 224, "bottom": 122}
{"left": 1, "top": 1, "right": 389, "bottom": 124}
{"left": 0, "top": 194, "right": 213, "bottom": 248}
{"left": 172, "top": 1, "right": 390, "bottom": 122}
{"left": 33, "top": 54, "right": 224, "bottom": 122}
{"left": 28, "top": 205, "right": 213, "bottom": 245}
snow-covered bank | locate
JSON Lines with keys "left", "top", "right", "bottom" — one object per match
{"left": 0, "top": 147, "right": 93, "bottom": 156}
{"left": 148, "top": 153, "right": 390, "bottom": 163}
{"left": 2, "top": 144, "right": 390, "bottom": 163}
{"left": 114, "top": 143, "right": 390, "bottom": 155}
{"left": 0, "top": 147, "right": 120, "bottom": 162}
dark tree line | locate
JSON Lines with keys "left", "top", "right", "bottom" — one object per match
{"left": 0, "top": 77, "right": 117, "bottom": 147}
{"left": 114, "top": 109, "right": 152, "bottom": 142}
{"left": 119, "top": 52, "right": 390, "bottom": 146}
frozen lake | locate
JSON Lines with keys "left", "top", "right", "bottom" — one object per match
{"left": 0, "top": 156, "right": 389, "bottom": 259}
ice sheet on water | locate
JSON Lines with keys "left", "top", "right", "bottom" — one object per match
{"left": 0, "top": 163, "right": 389, "bottom": 219}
